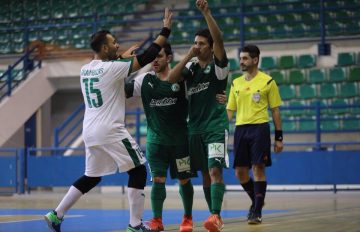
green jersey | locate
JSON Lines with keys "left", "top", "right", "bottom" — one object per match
{"left": 126, "top": 71, "right": 188, "bottom": 145}
{"left": 183, "top": 57, "right": 229, "bottom": 134}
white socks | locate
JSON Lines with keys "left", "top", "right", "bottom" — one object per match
{"left": 127, "top": 187, "right": 145, "bottom": 227}
{"left": 55, "top": 186, "right": 83, "bottom": 219}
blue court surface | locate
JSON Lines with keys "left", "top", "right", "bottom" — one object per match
{"left": 0, "top": 208, "right": 287, "bottom": 231}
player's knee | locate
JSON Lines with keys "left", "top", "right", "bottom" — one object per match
{"left": 252, "top": 164, "right": 266, "bottom": 180}
{"left": 127, "top": 165, "right": 147, "bottom": 189}
{"left": 153, "top": 176, "right": 166, "bottom": 183}
{"left": 178, "top": 178, "right": 190, "bottom": 185}
{"left": 73, "top": 175, "right": 102, "bottom": 194}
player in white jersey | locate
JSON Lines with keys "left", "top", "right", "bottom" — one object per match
{"left": 44, "top": 8, "right": 173, "bottom": 232}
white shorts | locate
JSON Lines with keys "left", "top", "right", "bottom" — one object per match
{"left": 85, "top": 135, "right": 146, "bottom": 177}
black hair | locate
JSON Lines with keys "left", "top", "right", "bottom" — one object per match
{"left": 195, "top": 28, "right": 213, "bottom": 48}
{"left": 241, "top": 44, "right": 260, "bottom": 59}
{"left": 90, "top": 30, "right": 112, "bottom": 53}
{"left": 163, "top": 42, "right": 173, "bottom": 56}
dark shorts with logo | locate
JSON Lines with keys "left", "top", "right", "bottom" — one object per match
{"left": 233, "top": 123, "right": 272, "bottom": 168}
{"left": 189, "top": 131, "right": 228, "bottom": 172}
{"left": 146, "top": 142, "right": 197, "bottom": 180}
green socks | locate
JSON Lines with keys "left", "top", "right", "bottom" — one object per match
{"left": 151, "top": 182, "right": 166, "bottom": 218}
{"left": 203, "top": 186, "right": 212, "bottom": 213}
{"left": 211, "top": 183, "right": 225, "bottom": 215}
{"left": 179, "top": 180, "right": 194, "bottom": 216}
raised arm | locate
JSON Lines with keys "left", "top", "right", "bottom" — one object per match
{"left": 131, "top": 8, "right": 173, "bottom": 72}
{"left": 167, "top": 45, "right": 200, "bottom": 83}
{"left": 196, "top": 0, "right": 226, "bottom": 61}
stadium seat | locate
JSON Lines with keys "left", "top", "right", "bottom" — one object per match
{"left": 270, "top": 70, "right": 286, "bottom": 85}
{"left": 279, "top": 85, "right": 296, "bottom": 100}
{"left": 283, "top": 121, "right": 298, "bottom": 132}
{"left": 337, "top": 52, "right": 355, "bottom": 66}
{"left": 309, "top": 99, "right": 328, "bottom": 115}
{"left": 288, "top": 69, "right": 306, "bottom": 85}
{"left": 298, "top": 120, "right": 316, "bottom": 132}
{"left": 357, "top": 52, "right": 360, "bottom": 65}
{"left": 328, "top": 98, "right": 349, "bottom": 115}
{"left": 228, "top": 58, "right": 240, "bottom": 71}
{"left": 342, "top": 119, "right": 360, "bottom": 131}
{"left": 298, "top": 54, "right": 316, "bottom": 68}
{"left": 260, "top": 56, "right": 277, "bottom": 70}
{"left": 349, "top": 66, "right": 360, "bottom": 82}
{"left": 319, "top": 83, "right": 337, "bottom": 98}
{"left": 321, "top": 119, "right": 341, "bottom": 131}
{"left": 352, "top": 98, "right": 360, "bottom": 115}
{"left": 279, "top": 55, "right": 296, "bottom": 69}
{"left": 308, "top": 68, "right": 326, "bottom": 83}
{"left": 338, "top": 82, "right": 358, "bottom": 98}
{"left": 328, "top": 67, "right": 346, "bottom": 82}
{"left": 299, "top": 84, "right": 317, "bottom": 99}
{"left": 287, "top": 100, "right": 307, "bottom": 116}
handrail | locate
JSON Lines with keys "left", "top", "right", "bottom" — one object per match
{"left": 0, "top": 46, "right": 42, "bottom": 102}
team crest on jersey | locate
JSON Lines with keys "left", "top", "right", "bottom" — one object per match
{"left": 203, "top": 65, "right": 211, "bottom": 74}
{"left": 171, "top": 83, "right": 180, "bottom": 92}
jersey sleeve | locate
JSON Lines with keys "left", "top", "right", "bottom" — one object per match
{"left": 214, "top": 55, "right": 229, "bottom": 81}
{"left": 268, "top": 80, "right": 282, "bottom": 108}
{"left": 181, "top": 62, "right": 194, "bottom": 80}
{"left": 110, "top": 59, "right": 133, "bottom": 81}
{"left": 226, "top": 81, "right": 237, "bottom": 111}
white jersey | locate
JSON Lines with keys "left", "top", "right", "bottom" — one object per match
{"left": 80, "top": 59, "right": 133, "bottom": 146}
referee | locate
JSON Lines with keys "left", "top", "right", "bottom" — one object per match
{"left": 226, "top": 44, "right": 284, "bottom": 225}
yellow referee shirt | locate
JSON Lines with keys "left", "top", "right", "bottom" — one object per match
{"left": 227, "top": 71, "right": 282, "bottom": 125}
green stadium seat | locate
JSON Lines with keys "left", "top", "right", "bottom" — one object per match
{"left": 342, "top": 119, "right": 360, "bottom": 130}
{"left": 298, "top": 54, "right": 316, "bottom": 68}
{"left": 309, "top": 68, "right": 326, "bottom": 83}
{"left": 279, "top": 55, "right": 296, "bottom": 69}
{"left": 319, "top": 83, "right": 337, "bottom": 98}
{"left": 309, "top": 99, "right": 328, "bottom": 115}
{"left": 279, "top": 85, "right": 296, "bottom": 100}
{"left": 228, "top": 58, "right": 240, "bottom": 71}
{"left": 299, "top": 84, "right": 317, "bottom": 99}
{"left": 328, "top": 67, "right": 346, "bottom": 82}
{"left": 328, "top": 98, "right": 349, "bottom": 115}
{"left": 283, "top": 121, "right": 298, "bottom": 132}
{"left": 352, "top": 98, "right": 360, "bottom": 115}
{"left": 288, "top": 100, "right": 307, "bottom": 116}
{"left": 337, "top": 52, "right": 355, "bottom": 66}
{"left": 298, "top": 120, "right": 316, "bottom": 132}
{"left": 338, "top": 82, "right": 358, "bottom": 98}
{"left": 288, "top": 69, "right": 306, "bottom": 85}
{"left": 270, "top": 70, "right": 286, "bottom": 85}
{"left": 230, "top": 71, "right": 242, "bottom": 81}
{"left": 260, "top": 56, "right": 277, "bottom": 70}
{"left": 357, "top": 52, "right": 360, "bottom": 65}
{"left": 349, "top": 66, "right": 360, "bottom": 82}
{"left": 321, "top": 119, "right": 341, "bottom": 131}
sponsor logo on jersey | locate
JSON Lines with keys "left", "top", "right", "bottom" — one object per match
{"left": 148, "top": 82, "right": 154, "bottom": 88}
{"left": 171, "top": 83, "right": 180, "bottom": 92}
{"left": 149, "top": 97, "right": 177, "bottom": 107}
{"left": 176, "top": 156, "right": 191, "bottom": 172}
{"left": 187, "top": 82, "right": 210, "bottom": 96}
{"left": 208, "top": 143, "right": 225, "bottom": 158}
{"left": 80, "top": 68, "right": 104, "bottom": 76}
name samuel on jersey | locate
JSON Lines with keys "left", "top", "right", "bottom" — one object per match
{"left": 187, "top": 82, "right": 210, "bottom": 96}
{"left": 150, "top": 98, "right": 177, "bottom": 107}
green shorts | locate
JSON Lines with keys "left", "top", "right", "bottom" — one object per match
{"left": 146, "top": 143, "right": 197, "bottom": 180}
{"left": 189, "top": 130, "right": 229, "bottom": 172}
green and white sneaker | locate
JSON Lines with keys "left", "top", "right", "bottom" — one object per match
{"left": 126, "top": 223, "right": 155, "bottom": 232}
{"left": 44, "top": 210, "right": 63, "bottom": 232}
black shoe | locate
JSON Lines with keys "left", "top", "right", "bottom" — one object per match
{"left": 248, "top": 213, "right": 262, "bottom": 225}
{"left": 247, "top": 205, "right": 254, "bottom": 220}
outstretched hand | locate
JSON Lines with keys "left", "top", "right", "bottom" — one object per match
{"left": 163, "top": 7, "right": 173, "bottom": 29}
{"left": 196, "top": 0, "right": 209, "bottom": 14}
{"left": 119, "top": 44, "right": 139, "bottom": 59}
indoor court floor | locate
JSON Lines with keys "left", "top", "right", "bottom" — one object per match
{"left": 0, "top": 188, "right": 359, "bottom": 232}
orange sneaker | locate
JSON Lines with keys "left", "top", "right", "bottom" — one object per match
{"left": 203, "top": 214, "right": 224, "bottom": 232}
{"left": 180, "top": 215, "right": 193, "bottom": 232}
{"left": 146, "top": 217, "right": 164, "bottom": 231}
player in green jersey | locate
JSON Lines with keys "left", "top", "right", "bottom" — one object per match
{"left": 168, "top": 0, "right": 229, "bottom": 231}
{"left": 125, "top": 42, "right": 195, "bottom": 232}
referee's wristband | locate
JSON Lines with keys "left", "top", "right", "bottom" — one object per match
{"left": 159, "top": 27, "right": 171, "bottom": 38}
{"left": 275, "top": 130, "right": 283, "bottom": 141}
